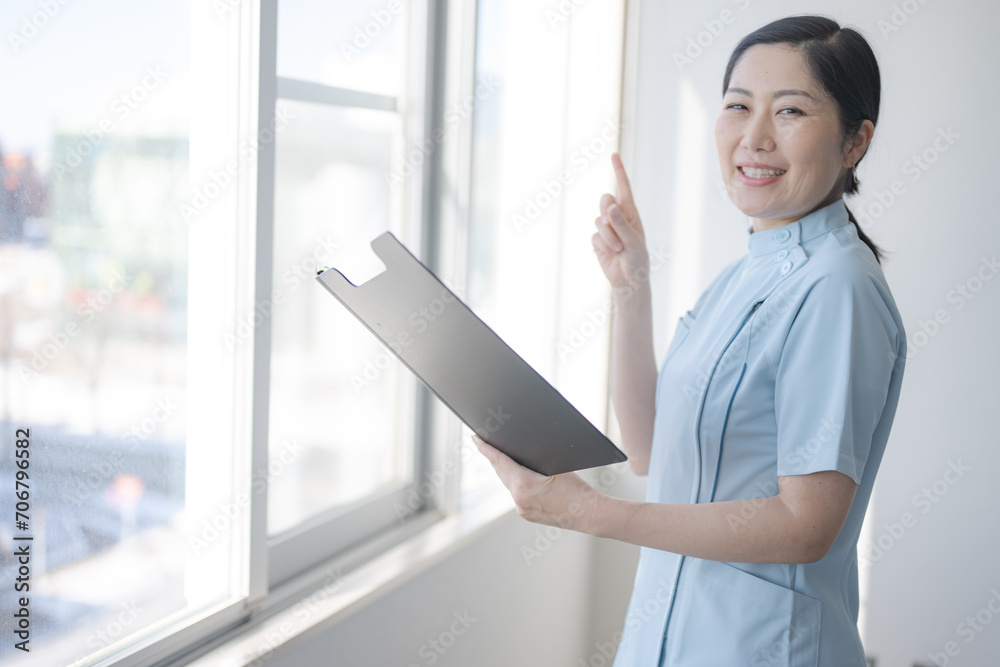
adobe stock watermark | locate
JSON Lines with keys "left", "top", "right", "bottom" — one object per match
{"left": 750, "top": 615, "right": 816, "bottom": 667}
{"left": 187, "top": 438, "right": 305, "bottom": 556}
{"left": 563, "top": 575, "right": 687, "bottom": 664}
{"left": 177, "top": 104, "right": 295, "bottom": 222}
{"left": 853, "top": 126, "right": 958, "bottom": 230}
{"left": 619, "top": 576, "right": 675, "bottom": 646}
{"left": 859, "top": 458, "right": 971, "bottom": 568}
{"left": 520, "top": 502, "right": 585, "bottom": 566}
{"left": 287, "top": 567, "right": 344, "bottom": 625}
{"left": 557, "top": 245, "right": 670, "bottom": 360}
{"left": 7, "top": 0, "right": 72, "bottom": 53}
{"left": 544, "top": 0, "right": 590, "bottom": 30}
{"left": 679, "top": 280, "right": 801, "bottom": 408}
{"left": 67, "top": 397, "right": 178, "bottom": 506}
{"left": 782, "top": 417, "right": 842, "bottom": 474}
{"left": 393, "top": 436, "right": 476, "bottom": 522}
{"left": 85, "top": 601, "right": 143, "bottom": 651}
{"left": 577, "top": 633, "right": 624, "bottom": 667}
{"left": 51, "top": 66, "right": 170, "bottom": 178}
{"left": 511, "top": 117, "right": 624, "bottom": 234}
{"left": 724, "top": 479, "right": 779, "bottom": 532}
{"left": 240, "top": 567, "right": 344, "bottom": 667}
{"left": 224, "top": 235, "right": 340, "bottom": 350}
{"left": 16, "top": 269, "right": 130, "bottom": 386}
{"left": 520, "top": 462, "right": 628, "bottom": 567}
{"left": 897, "top": 252, "right": 998, "bottom": 362}
{"left": 384, "top": 76, "right": 500, "bottom": 191}
{"left": 349, "top": 283, "right": 464, "bottom": 394}
{"left": 406, "top": 610, "right": 478, "bottom": 667}
{"left": 926, "top": 588, "right": 1000, "bottom": 666}
{"left": 211, "top": 0, "right": 240, "bottom": 20}
{"left": 672, "top": 0, "right": 752, "bottom": 72}
{"left": 877, "top": 0, "right": 934, "bottom": 40}
{"left": 340, "top": 0, "right": 404, "bottom": 63}
{"left": 725, "top": 409, "right": 841, "bottom": 533}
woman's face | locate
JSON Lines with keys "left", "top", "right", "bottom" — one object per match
{"left": 715, "top": 43, "right": 852, "bottom": 231}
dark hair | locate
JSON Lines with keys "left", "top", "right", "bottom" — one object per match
{"left": 722, "top": 15, "right": 885, "bottom": 263}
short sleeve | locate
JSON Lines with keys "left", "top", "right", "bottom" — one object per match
{"left": 772, "top": 270, "right": 900, "bottom": 484}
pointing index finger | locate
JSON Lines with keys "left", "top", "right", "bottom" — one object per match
{"left": 611, "top": 152, "right": 637, "bottom": 222}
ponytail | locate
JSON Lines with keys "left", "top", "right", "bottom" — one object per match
{"left": 844, "top": 204, "right": 883, "bottom": 265}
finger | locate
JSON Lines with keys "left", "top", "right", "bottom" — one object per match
{"left": 592, "top": 233, "right": 617, "bottom": 269}
{"left": 473, "top": 435, "right": 514, "bottom": 493}
{"left": 472, "top": 435, "right": 519, "bottom": 480}
{"left": 472, "top": 434, "right": 499, "bottom": 464}
{"left": 472, "top": 435, "right": 544, "bottom": 484}
{"left": 605, "top": 203, "right": 643, "bottom": 248}
{"left": 591, "top": 231, "right": 612, "bottom": 256}
{"left": 611, "top": 153, "right": 638, "bottom": 222}
{"left": 594, "top": 214, "right": 623, "bottom": 253}
{"left": 599, "top": 193, "right": 617, "bottom": 217}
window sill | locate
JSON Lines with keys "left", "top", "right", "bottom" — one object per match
{"left": 168, "top": 489, "right": 515, "bottom": 666}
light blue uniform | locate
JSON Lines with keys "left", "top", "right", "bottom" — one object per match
{"left": 612, "top": 198, "right": 907, "bottom": 666}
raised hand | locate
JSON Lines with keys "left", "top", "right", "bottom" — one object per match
{"left": 592, "top": 153, "right": 649, "bottom": 292}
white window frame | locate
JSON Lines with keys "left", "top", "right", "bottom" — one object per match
{"left": 82, "top": 1, "right": 477, "bottom": 664}
{"left": 261, "top": 0, "right": 461, "bottom": 585}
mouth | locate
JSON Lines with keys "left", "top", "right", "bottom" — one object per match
{"left": 738, "top": 166, "right": 787, "bottom": 179}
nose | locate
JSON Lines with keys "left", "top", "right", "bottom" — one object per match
{"left": 742, "top": 113, "right": 776, "bottom": 153}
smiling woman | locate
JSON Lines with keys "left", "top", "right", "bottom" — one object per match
{"left": 717, "top": 17, "right": 884, "bottom": 257}
{"left": 475, "top": 14, "right": 907, "bottom": 667}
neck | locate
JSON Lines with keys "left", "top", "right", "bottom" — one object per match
{"left": 749, "top": 188, "right": 843, "bottom": 234}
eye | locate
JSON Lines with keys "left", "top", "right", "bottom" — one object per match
{"left": 725, "top": 103, "right": 747, "bottom": 111}
{"left": 778, "top": 107, "right": 803, "bottom": 115}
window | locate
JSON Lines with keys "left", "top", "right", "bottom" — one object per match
{"left": 0, "top": 1, "right": 446, "bottom": 663}
{"left": 462, "top": 0, "right": 629, "bottom": 498}
{"left": 0, "top": 2, "right": 248, "bottom": 666}
{"left": 0, "top": 0, "right": 626, "bottom": 664}
{"left": 267, "top": 0, "right": 425, "bottom": 585}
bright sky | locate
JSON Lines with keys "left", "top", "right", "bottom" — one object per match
{"left": 0, "top": 0, "right": 407, "bottom": 160}
{"left": 0, "top": 0, "right": 190, "bottom": 156}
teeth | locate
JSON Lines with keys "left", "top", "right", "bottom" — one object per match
{"left": 740, "top": 166, "right": 786, "bottom": 178}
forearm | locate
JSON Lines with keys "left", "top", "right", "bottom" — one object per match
{"left": 610, "top": 280, "right": 657, "bottom": 474}
{"left": 592, "top": 492, "right": 824, "bottom": 564}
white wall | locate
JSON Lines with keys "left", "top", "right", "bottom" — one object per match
{"left": 620, "top": 1, "right": 1000, "bottom": 666}
{"left": 269, "top": 511, "right": 598, "bottom": 667}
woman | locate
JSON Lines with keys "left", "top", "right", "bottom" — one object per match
{"left": 474, "top": 15, "right": 907, "bottom": 666}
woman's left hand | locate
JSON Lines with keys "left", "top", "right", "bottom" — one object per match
{"left": 472, "top": 435, "right": 606, "bottom": 535}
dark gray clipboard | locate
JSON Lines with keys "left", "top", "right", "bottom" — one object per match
{"left": 315, "top": 232, "right": 627, "bottom": 476}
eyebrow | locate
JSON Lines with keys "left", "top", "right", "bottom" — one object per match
{"left": 725, "top": 87, "right": 818, "bottom": 101}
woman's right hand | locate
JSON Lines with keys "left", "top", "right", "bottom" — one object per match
{"left": 592, "top": 153, "right": 649, "bottom": 293}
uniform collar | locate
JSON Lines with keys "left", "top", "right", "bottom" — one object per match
{"left": 745, "top": 198, "right": 851, "bottom": 258}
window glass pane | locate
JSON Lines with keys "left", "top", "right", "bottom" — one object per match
{"left": 463, "top": 0, "right": 568, "bottom": 499}
{"left": 0, "top": 2, "right": 242, "bottom": 664}
{"left": 465, "top": 0, "right": 568, "bottom": 374}
{"left": 268, "top": 99, "right": 413, "bottom": 537}
{"left": 277, "top": 0, "right": 407, "bottom": 97}
{"left": 463, "top": 0, "right": 625, "bottom": 498}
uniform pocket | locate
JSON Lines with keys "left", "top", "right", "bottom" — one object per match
{"left": 664, "top": 310, "right": 695, "bottom": 364}
{"left": 656, "top": 311, "right": 696, "bottom": 405}
{"left": 668, "top": 558, "right": 821, "bottom": 667}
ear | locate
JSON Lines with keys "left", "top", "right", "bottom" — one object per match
{"left": 843, "top": 119, "right": 875, "bottom": 167}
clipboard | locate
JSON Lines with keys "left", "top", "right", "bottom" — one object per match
{"left": 315, "top": 232, "right": 627, "bottom": 476}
